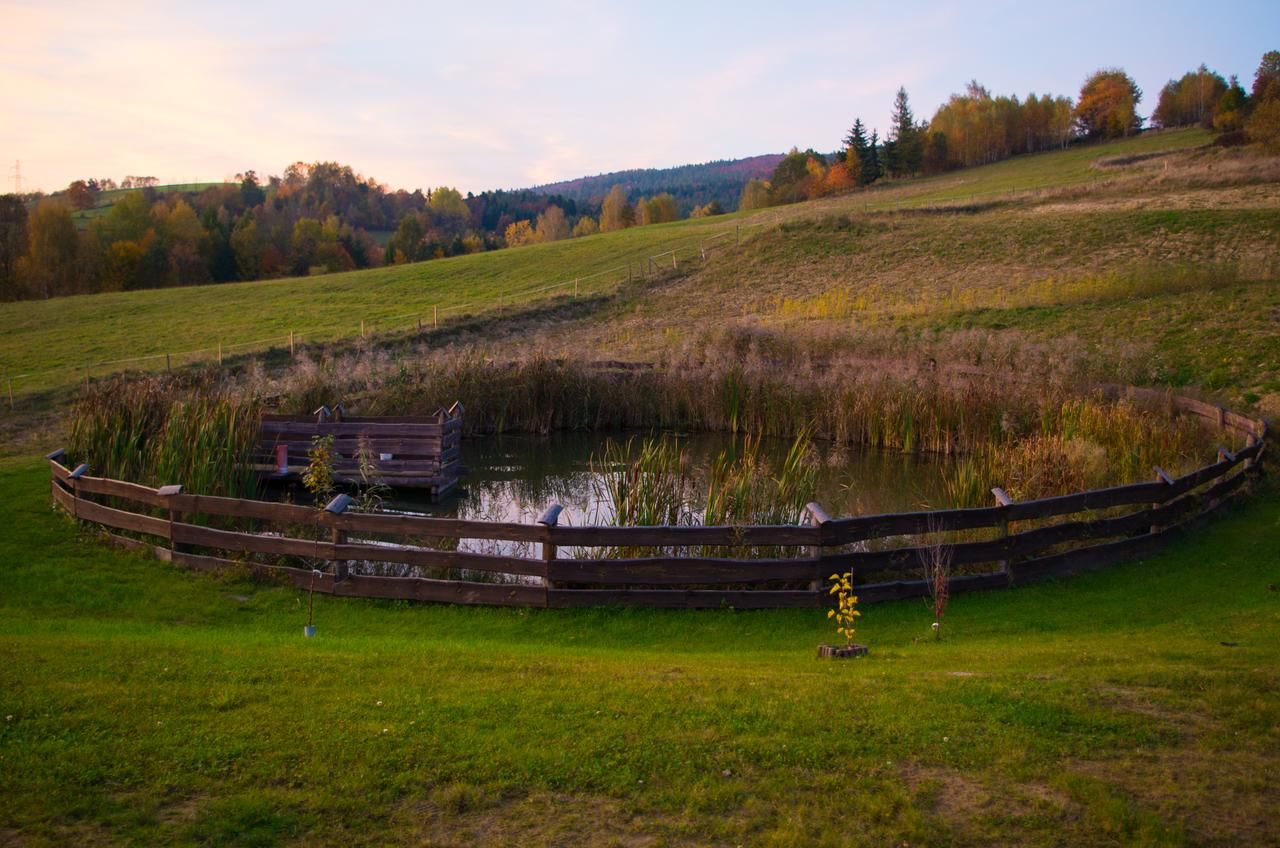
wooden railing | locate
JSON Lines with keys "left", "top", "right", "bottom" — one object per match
{"left": 47, "top": 389, "right": 1268, "bottom": 609}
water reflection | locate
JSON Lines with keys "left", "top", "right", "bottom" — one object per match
{"left": 389, "top": 431, "right": 953, "bottom": 528}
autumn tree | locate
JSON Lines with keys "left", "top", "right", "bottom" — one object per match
{"left": 600, "top": 185, "right": 632, "bottom": 232}
{"left": 230, "top": 212, "right": 263, "bottom": 280}
{"left": 645, "top": 193, "right": 679, "bottom": 224}
{"left": 739, "top": 178, "right": 770, "bottom": 210}
{"left": 0, "top": 195, "right": 27, "bottom": 300}
{"left": 572, "top": 215, "right": 599, "bottom": 237}
{"left": 1250, "top": 50, "right": 1280, "bottom": 103}
{"left": 23, "top": 201, "right": 79, "bottom": 299}
{"left": 66, "top": 180, "right": 96, "bottom": 211}
{"left": 386, "top": 213, "right": 424, "bottom": 264}
{"left": 503, "top": 219, "right": 535, "bottom": 247}
{"left": 1152, "top": 65, "right": 1228, "bottom": 128}
{"left": 1215, "top": 76, "right": 1249, "bottom": 132}
{"left": 534, "top": 205, "right": 570, "bottom": 242}
{"left": 428, "top": 186, "right": 470, "bottom": 240}
{"left": 1075, "top": 68, "right": 1142, "bottom": 139}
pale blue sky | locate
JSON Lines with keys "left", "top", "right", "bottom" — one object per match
{"left": 2, "top": 0, "right": 1276, "bottom": 194}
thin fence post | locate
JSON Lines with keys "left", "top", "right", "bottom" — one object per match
{"left": 537, "top": 504, "right": 564, "bottom": 596}
{"left": 417, "top": 317, "right": 423, "bottom": 334}
{"left": 217, "top": 342, "right": 222, "bottom": 366}
{"left": 804, "top": 502, "right": 831, "bottom": 593}
{"left": 992, "top": 487, "right": 1013, "bottom": 584}
{"left": 1152, "top": 466, "right": 1174, "bottom": 535}
{"left": 736, "top": 224, "right": 740, "bottom": 245}
{"left": 700, "top": 243, "right": 706, "bottom": 261}
{"left": 672, "top": 251, "right": 678, "bottom": 270}
{"left": 165, "top": 353, "right": 171, "bottom": 372}
{"left": 434, "top": 305, "right": 439, "bottom": 328}
{"left": 7, "top": 377, "right": 13, "bottom": 410}
{"left": 574, "top": 278, "right": 579, "bottom": 298}
{"left": 289, "top": 331, "right": 295, "bottom": 358}
{"left": 158, "top": 485, "right": 183, "bottom": 556}
{"left": 628, "top": 263, "right": 632, "bottom": 283}
{"left": 360, "top": 319, "right": 365, "bottom": 339}
{"left": 325, "top": 494, "right": 354, "bottom": 582}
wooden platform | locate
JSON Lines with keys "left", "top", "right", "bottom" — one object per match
{"left": 253, "top": 403, "right": 464, "bottom": 496}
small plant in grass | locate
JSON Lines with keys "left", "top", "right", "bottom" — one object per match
{"left": 918, "top": 518, "right": 953, "bottom": 640}
{"left": 821, "top": 571, "right": 865, "bottom": 657}
{"left": 353, "top": 436, "right": 392, "bottom": 513}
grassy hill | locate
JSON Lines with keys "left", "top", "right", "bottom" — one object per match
{"left": 4, "top": 128, "right": 1278, "bottom": 414}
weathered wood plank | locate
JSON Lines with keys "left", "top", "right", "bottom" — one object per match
{"left": 70, "top": 474, "right": 168, "bottom": 508}
{"left": 547, "top": 588, "right": 822, "bottom": 609}
{"left": 548, "top": 556, "right": 822, "bottom": 585}
{"left": 546, "top": 523, "right": 819, "bottom": 547}
{"left": 172, "top": 522, "right": 333, "bottom": 559}
{"left": 332, "top": 511, "right": 549, "bottom": 543}
{"left": 71, "top": 496, "right": 171, "bottom": 539}
{"left": 168, "top": 493, "right": 320, "bottom": 525}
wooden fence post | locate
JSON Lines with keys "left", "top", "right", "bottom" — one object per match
{"left": 289, "top": 331, "right": 295, "bottom": 358}
{"left": 672, "top": 251, "right": 678, "bottom": 270}
{"left": 735, "top": 224, "right": 740, "bottom": 245}
{"left": 434, "top": 305, "right": 439, "bottom": 328}
{"left": 360, "top": 319, "right": 365, "bottom": 339}
{"left": 1152, "top": 466, "right": 1174, "bottom": 535}
{"left": 165, "top": 353, "right": 171, "bottom": 372}
{"left": 158, "top": 484, "right": 183, "bottom": 555}
{"left": 574, "top": 278, "right": 579, "bottom": 298}
{"left": 217, "top": 342, "right": 222, "bottom": 366}
{"left": 417, "top": 317, "right": 423, "bottom": 334}
{"left": 7, "top": 377, "right": 12, "bottom": 410}
{"left": 804, "top": 502, "right": 831, "bottom": 592}
{"left": 325, "top": 494, "right": 354, "bottom": 582}
{"left": 992, "top": 487, "right": 1014, "bottom": 584}
{"left": 68, "top": 463, "right": 89, "bottom": 521}
{"left": 537, "top": 504, "right": 564, "bottom": 594}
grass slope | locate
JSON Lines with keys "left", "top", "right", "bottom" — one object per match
{"left": 0, "top": 128, "right": 1244, "bottom": 401}
{"left": 1, "top": 456, "right": 1277, "bottom": 845}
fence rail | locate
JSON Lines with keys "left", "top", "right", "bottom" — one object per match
{"left": 47, "top": 389, "right": 1268, "bottom": 609}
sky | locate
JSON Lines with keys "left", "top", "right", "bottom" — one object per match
{"left": 2, "top": 0, "right": 1277, "bottom": 195}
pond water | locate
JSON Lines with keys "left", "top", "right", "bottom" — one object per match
{"left": 387, "top": 430, "right": 954, "bottom": 528}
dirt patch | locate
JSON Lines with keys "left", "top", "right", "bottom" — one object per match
{"left": 398, "top": 790, "right": 706, "bottom": 848}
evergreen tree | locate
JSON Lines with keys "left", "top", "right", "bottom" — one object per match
{"left": 887, "top": 87, "right": 923, "bottom": 177}
{"left": 861, "top": 130, "right": 882, "bottom": 185}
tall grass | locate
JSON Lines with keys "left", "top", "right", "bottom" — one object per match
{"left": 70, "top": 376, "right": 261, "bottom": 497}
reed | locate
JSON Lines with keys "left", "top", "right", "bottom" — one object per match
{"left": 70, "top": 375, "right": 261, "bottom": 497}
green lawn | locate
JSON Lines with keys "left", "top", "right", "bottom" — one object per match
{"left": 2, "top": 455, "right": 1277, "bottom": 845}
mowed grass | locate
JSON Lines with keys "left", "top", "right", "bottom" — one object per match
{"left": 1, "top": 454, "right": 1278, "bottom": 846}
{"left": 0, "top": 128, "right": 1225, "bottom": 401}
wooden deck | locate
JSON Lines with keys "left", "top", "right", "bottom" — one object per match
{"left": 253, "top": 403, "right": 464, "bottom": 497}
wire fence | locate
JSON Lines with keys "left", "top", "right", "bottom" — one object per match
{"left": 2, "top": 212, "right": 786, "bottom": 408}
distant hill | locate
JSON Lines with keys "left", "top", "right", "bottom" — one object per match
{"left": 527, "top": 154, "right": 784, "bottom": 215}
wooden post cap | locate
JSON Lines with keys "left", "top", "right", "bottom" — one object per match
{"left": 537, "top": 504, "right": 564, "bottom": 527}
{"left": 157, "top": 485, "right": 183, "bottom": 497}
{"left": 45, "top": 448, "right": 66, "bottom": 461}
{"left": 1153, "top": 466, "right": 1175, "bottom": 485}
{"left": 69, "top": 463, "right": 90, "bottom": 479}
{"left": 804, "top": 502, "right": 832, "bottom": 525}
{"left": 992, "top": 487, "right": 1014, "bottom": 506}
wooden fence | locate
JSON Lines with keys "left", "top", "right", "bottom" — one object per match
{"left": 47, "top": 388, "right": 1268, "bottom": 609}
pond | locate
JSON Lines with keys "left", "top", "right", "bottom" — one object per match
{"left": 387, "top": 430, "right": 955, "bottom": 529}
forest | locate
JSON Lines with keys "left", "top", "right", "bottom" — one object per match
{"left": 2, "top": 51, "right": 1277, "bottom": 302}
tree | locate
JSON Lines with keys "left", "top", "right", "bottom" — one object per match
{"left": 861, "top": 131, "right": 882, "bottom": 185}
{"left": 600, "top": 185, "right": 632, "bottom": 232}
{"left": 1215, "top": 76, "right": 1249, "bottom": 132}
{"left": 645, "top": 193, "right": 679, "bottom": 224}
{"left": 1075, "top": 69, "right": 1142, "bottom": 139}
{"left": 922, "top": 132, "right": 949, "bottom": 174}
{"left": 0, "top": 195, "right": 27, "bottom": 300}
{"left": 1250, "top": 50, "right": 1280, "bottom": 103}
{"left": 239, "top": 170, "right": 266, "bottom": 207}
{"left": 503, "top": 219, "right": 535, "bottom": 247}
{"left": 1245, "top": 98, "right": 1280, "bottom": 153}
{"left": 386, "top": 213, "right": 424, "bottom": 264}
{"left": 534, "top": 205, "right": 570, "bottom": 242}
{"left": 230, "top": 213, "right": 264, "bottom": 280}
{"left": 23, "top": 201, "right": 78, "bottom": 299}
{"left": 66, "top": 180, "right": 96, "bottom": 211}
{"left": 572, "top": 216, "right": 599, "bottom": 237}
{"left": 690, "top": 201, "right": 725, "bottom": 217}
{"left": 1152, "top": 65, "right": 1228, "bottom": 128}
{"left": 739, "top": 178, "right": 770, "bottom": 210}
{"left": 886, "top": 87, "right": 923, "bottom": 177}
{"left": 428, "top": 186, "right": 470, "bottom": 240}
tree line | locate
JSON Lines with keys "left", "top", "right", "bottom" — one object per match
{"left": 741, "top": 49, "right": 1280, "bottom": 210}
